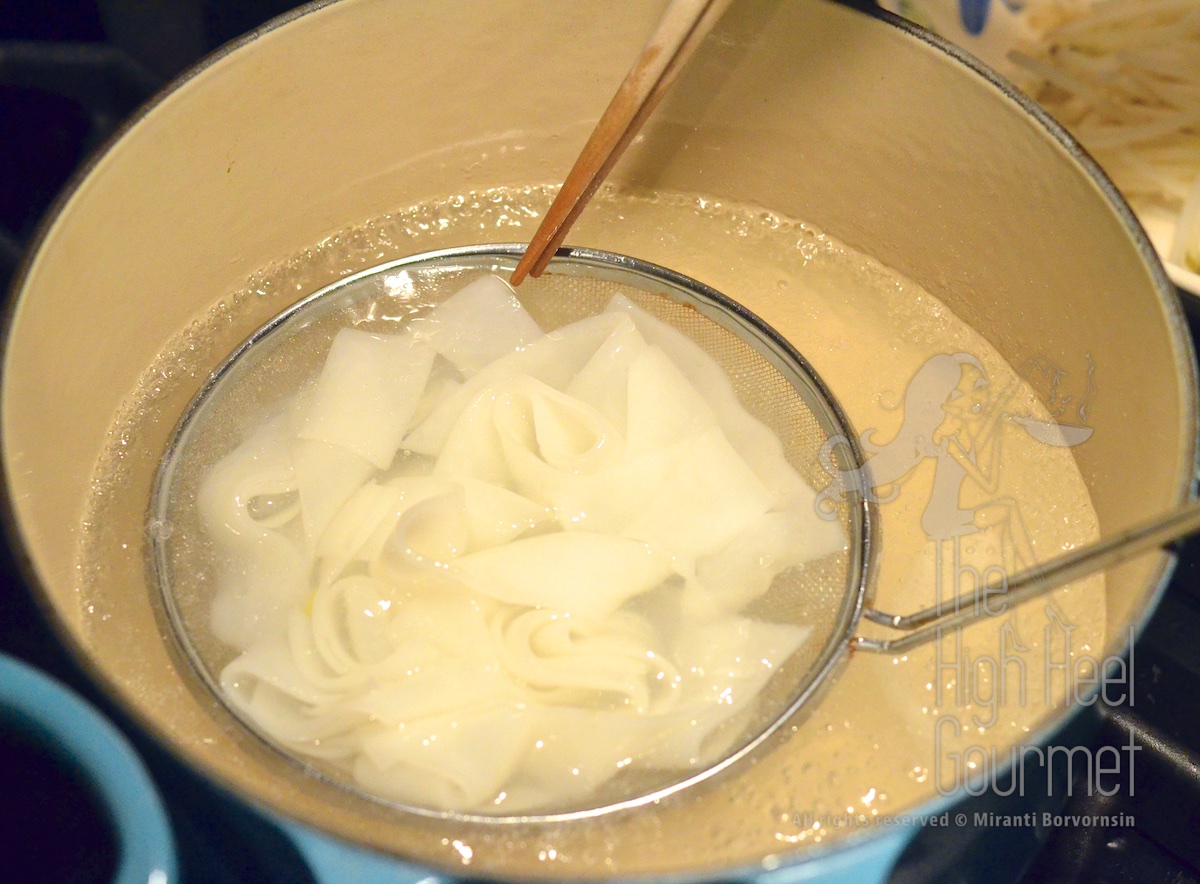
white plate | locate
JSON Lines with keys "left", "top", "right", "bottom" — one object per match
{"left": 1137, "top": 206, "right": 1200, "bottom": 298}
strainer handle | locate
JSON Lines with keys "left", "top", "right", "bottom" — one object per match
{"left": 853, "top": 496, "right": 1200, "bottom": 654}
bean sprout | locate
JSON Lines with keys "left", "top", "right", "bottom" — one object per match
{"left": 1010, "top": 0, "right": 1200, "bottom": 269}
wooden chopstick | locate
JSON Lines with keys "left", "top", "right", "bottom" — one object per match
{"left": 510, "top": 0, "right": 732, "bottom": 286}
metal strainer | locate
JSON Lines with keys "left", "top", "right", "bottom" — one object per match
{"left": 152, "top": 243, "right": 1139, "bottom": 823}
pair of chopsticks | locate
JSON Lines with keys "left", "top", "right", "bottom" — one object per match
{"left": 510, "top": 0, "right": 733, "bottom": 286}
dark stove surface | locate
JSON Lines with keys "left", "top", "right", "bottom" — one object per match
{"left": 2, "top": 2, "right": 1199, "bottom": 882}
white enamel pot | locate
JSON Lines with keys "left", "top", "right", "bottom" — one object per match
{"left": 2, "top": 1, "right": 1194, "bottom": 881}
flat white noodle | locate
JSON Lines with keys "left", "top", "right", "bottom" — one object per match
{"left": 222, "top": 624, "right": 384, "bottom": 765}
{"left": 672, "top": 614, "right": 811, "bottom": 711}
{"left": 196, "top": 413, "right": 296, "bottom": 545}
{"left": 411, "top": 274, "right": 542, "bottom": 375}
{"left": 196, "top": 415, "right": 309, "bottom": 648}
{"left": 458, "top": 478, "right": 550, "bottom": 549}
{"left": 453, "top": 532, "right": 674, "bottom": 618}
{"left": 222, "top": 629, "right": 346, "bottom": 709}
{"left": 408, "top": 356, "right": 462, "bottom": 429}
{"left": 636, "top": 615, "right": 812, "bottom": 769}
{"left": 340, "top": 581, "right": 500, "bottom": 694}
{"left": 318, "top": 472, "right": 548, "bottom": 563}
{"left": 207, "top": 543, "right": 309, "bottom": 650}
{"left": 435, "top": 374, "right": 623, "bottom": 490}
{"left": 624, "top": 345, "right": 719, "bottom": 454}
{"left": 510, "top": 706, "right": 676, "bottom": 808}
{"left": 491, "top": 607, "right": 677, "bottom": 709}
{"left": 504, "top": 378, "right": 623, "bottom": 473}
{"left": 499, "top": 436, "right": 680, "bottom": 533}
{"left": 564, "top": 313, "right": 647, "bottom": 432}
{"left": 313, "top": 574, "right": 400, "bottom": 668}
{"left": 290, "top": 438, "right": 375, "bottom": 552}
{"left": 604, "top": 294, "right": 816, "bottom": 506}
{"left": 315, "top": 477, "right": 467, "bottom": 585}
{"left": 403, "top": 312, "right": 631, "bottom": 456}
{"left": 202, "top": 276, "right": 839, "bottom": 813}
{"left": 222, "top": 674, "right": 366, "bottom": 756}
{"left": 299, "top": 327, "right": 435, "bottom": 469}
{"left": 353, "top": 702, "right": 532, "bottom": 808}
{"left": 493, "top": 377, "right": 622, "bottom": 473}
{"left": 315, "top": 482, "right": 414, "bottom": 584}
{"left": 688, "top": 508, "right": 848, "bottom": 616}
{"left": 622, "top": 427, "right": 775, "bottom": 563}
{"left": 428, "top": 384, "right": 513, "bottom": 487}
{"left": 347, "top": 665, "right": 512, "bottom": 730}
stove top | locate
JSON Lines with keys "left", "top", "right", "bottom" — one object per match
{"left": 2, "top": 2, "right": 1198, "bottom": 882}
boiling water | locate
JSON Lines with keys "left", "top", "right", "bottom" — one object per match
{"left": 78, "top": 184, "right": 1104, "bottom": 873}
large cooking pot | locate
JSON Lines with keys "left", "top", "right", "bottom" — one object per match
{"left": 3, "top": 0, "right": 1194, "bottom": 881}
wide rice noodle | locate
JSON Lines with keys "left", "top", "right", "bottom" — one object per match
{"left": 199, "top": 274, "right": 845, "bottom": 813}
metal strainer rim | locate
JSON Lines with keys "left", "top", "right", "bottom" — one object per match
{"left": 151, "top": 243, "right": 877, "bottom": 824}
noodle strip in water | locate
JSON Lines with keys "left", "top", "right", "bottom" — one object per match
{"left": 201, "top": 274, "right": 845, "bottom": 813}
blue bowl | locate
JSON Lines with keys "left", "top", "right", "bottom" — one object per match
{"left": 0, "top": 654, "right": 177, "bottom": 884}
